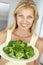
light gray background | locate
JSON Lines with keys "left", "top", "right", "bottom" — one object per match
{"left": 0, "top": 0, "right": 43, "bottom": 64}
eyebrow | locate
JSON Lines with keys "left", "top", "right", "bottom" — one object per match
{"left": 27, "top": 15, "right": 33, "bottom": 17}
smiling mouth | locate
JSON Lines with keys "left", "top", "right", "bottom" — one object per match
{"left": 21, "top": 23, "right": 29, "bottom": 27}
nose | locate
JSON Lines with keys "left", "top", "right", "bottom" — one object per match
{"left": 23, "top": 18, "right": 27, "bottom": 23}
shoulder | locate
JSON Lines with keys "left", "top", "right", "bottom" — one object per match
{"left": 34, "top": 33, "right": 43, "bottom": 45}
{"left": 38, "top": 37, "right": 43, "bottom": 44}
{"left": 37, "top": 36, "right": 43, "bottom": 46}
{"left": 0, "top": 29, "right": 7, "bottom": 37}
{"left": 0, "top": 29, "right": 7, "bottom": 44}
{"left": 0, "top": 29, "right": 7, "bottom": 34}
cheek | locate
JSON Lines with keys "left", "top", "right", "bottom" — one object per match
{"left": 28, "top": 20, "right": 34, "bottom": 25}
{"left": 16, "top": 19, "right": 21, "bottom": 26}
{"left": 30, "top": 18, "right": 34, "bottom": 24}
{"left": 17, "top": 16, "right": 23, "bottom": 21}
{"left": 27, "top": 19, "right": 34, "bottom": 28}
{"left": 17, "top": 17, "right": 23, "bottom": 24}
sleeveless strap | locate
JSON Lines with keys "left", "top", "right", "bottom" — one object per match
{"left": 30, "top": 33, "right": 38, "bottom": 46}
{"left": 6, "top": 30, "right": 12, "bottom": 43}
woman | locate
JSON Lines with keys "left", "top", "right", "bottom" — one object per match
{"left": 0, "top": 0, "right": 43, "bottom": 65}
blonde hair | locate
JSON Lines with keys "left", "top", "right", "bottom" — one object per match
{"left": 8, "top": 0, "right": 39, "bottom": 33}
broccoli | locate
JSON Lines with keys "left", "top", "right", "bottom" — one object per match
{"left": 3, "top": 46, "right": 13, "bottom": 54}
{"left": 3, "top": 40, "right": 35, "bottom": 59}
{"left": 16, "top": 52, "right": 24, "bottom": 59}
{"left": 8, "top": 51, "right": 15, "bottom": 58}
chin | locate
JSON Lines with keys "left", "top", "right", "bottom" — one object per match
{"left": 21, "top": 27, "right": 29, "bottom": 31}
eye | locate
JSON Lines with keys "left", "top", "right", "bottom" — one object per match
{"left": 27, "top": 16, "right": 33, "bottom": 19}
{"left": 18, "top": 15, "right": 23, "bottom": 17}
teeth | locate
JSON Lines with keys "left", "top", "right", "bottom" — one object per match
{"left": 22, "top": 24, "right": 28, "bottom": 27}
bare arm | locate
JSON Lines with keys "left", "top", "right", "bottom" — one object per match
{"left": 34, "top": 37, "right": 43, "bottom": 65}
{"left": 0, "top": 30, "right": 7, "bottom": 44}
{"left": 36, "top": 37, "right": 43, "bottom": 53}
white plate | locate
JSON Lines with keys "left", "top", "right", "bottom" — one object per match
{"left": 0, "top": 42, "right": 39, "bottom": 63}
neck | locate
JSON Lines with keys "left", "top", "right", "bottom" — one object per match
{"left": 15, "top": 27, "right": 31, "bottom": 37}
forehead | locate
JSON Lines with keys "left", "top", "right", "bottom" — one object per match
{"left": 17, "top": 7, "right": 34, "bottom": 16}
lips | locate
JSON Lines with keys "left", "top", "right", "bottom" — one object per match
{"left": 21, "top": 23, "right": 29, "bottom": 27}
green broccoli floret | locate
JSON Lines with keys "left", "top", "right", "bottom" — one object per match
{"left": 8, "top": 41, "right": 15, "bottom": 47}
{"left": 16, "top": 52, "right": 24, "bottom": 59}
{"left": 3, "top": 46, "right": 13, "bottom": 54}
{"left": 8, "top": 51, "right": 15, "bottom": 58}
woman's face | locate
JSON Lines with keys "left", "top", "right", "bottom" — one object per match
{"left": 16, "top": 7, "right": 34, "bottom": 31}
